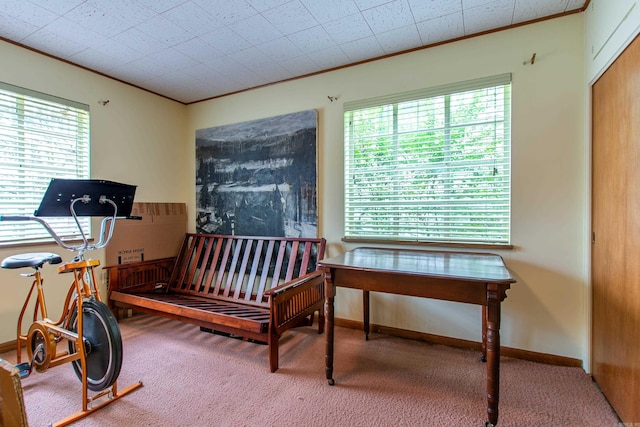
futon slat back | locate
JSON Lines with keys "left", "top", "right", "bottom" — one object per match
{"left": 168, "top": 233, "right": 326, "bottom": 307}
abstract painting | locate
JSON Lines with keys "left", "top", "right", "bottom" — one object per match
{"left": 195, "top": 109, "right": 318, "bottom": 238}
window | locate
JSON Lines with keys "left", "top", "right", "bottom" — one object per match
{"left": 343, "top": 74, "right": 511, "bottom": 245}
{"left": 0, "top": 82, "right": 90, "bottom": 244}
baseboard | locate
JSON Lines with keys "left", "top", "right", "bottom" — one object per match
{"left": 0, "top": 341, "right": 19, "bottom": 354}
{"left": 335, "top": 318, "right": 583, "bottom": 368}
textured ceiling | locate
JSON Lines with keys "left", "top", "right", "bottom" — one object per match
{"left": 0, "top": 0, "right": 587, "bottom": 104}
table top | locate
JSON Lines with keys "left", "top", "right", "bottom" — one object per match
{"left": 318, "top": 247, "right": 515, "bottom": 284}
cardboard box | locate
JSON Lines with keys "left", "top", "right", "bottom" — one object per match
{"left": 105, "top": 202, "right": 187, "bottom": 265}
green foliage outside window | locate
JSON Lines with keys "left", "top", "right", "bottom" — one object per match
{"left": 344, "top": 76, "right": 511, "bottom": 244}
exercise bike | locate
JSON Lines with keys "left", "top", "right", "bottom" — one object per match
{"left": 0, "top": 179, "right": 143, "bottom": 426}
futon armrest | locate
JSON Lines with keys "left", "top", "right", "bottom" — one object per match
{"left": 267, "top": 271, "right": 324, "bottom": 334}
{"left": 265, "top": 271, "right": 323, "bottom": 298}
{"left": 105, "top": 257, "right": 175, "bottom": 293}
{"left": 103, "top": 257, "right": 176, "bottom": 270}
{"left": 112, "top": 281, "right": 170, "bottom": 294}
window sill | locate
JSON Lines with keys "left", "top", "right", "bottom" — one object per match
{"left": 341, "top": 237, "right": 514, "bottom": 250}
{"left": 0, "top": 237, "right": 95, "bottom": 250}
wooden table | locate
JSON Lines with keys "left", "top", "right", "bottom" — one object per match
{"left": 319, "top": 247, "right": 515, "bottom": 427}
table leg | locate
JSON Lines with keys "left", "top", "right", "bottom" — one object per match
{"left": 485, "top": 283, "right": 501, "bottom": 426}
{"left": 324, "top": 268, "right": 336, "bottom": 385}
{"left": 363, "top": 290, "right": 370, "bottom": 340}
{"left": 481, "top": 304, "right": 488, "bottom": 362}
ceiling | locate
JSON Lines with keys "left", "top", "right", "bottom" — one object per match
{"left": 0, "top": 0, "right": 587, "bottom": 104}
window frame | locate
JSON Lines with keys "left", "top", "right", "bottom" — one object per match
{"left": 342, "top": 74, "right": 512, "bottom": 248}
{"left": 0, "top": 82, "right": 91, "bottom": 246}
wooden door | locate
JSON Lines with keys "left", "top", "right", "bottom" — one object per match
{"left": 592, "top": 33, "right": 640, "bottom": 423}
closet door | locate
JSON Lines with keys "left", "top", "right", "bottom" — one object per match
{"left": 591, "top": 33, "right": 640, "bottom": 424}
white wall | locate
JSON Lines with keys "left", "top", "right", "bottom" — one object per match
{"left": 0, "top": 40, "right": 188, "bottom": 342}
{"left": 188, "top": 14, "right": 588, "bottom": 364}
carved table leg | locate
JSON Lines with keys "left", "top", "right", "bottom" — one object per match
{"left": 485, "top": 283, "right": 501, "bottom": 426}
{"left": 324, "top": 267, "right": 336, "bottom": 385}
{"left": 481, "top": 304, "right": 488, "bottom": 362}
{"left": 363, "top": 290, "right": 370, "bottom": 340}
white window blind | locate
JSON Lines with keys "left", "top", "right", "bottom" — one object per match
{"left": 0, "top": 82, "right": 90, "bottom": 244}
{"left": 343, "top": 74, "right": 511, "bottom": 245}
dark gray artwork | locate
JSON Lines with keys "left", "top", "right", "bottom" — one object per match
{"left": 195, "top": 110, "right": 318, "bottom": 238}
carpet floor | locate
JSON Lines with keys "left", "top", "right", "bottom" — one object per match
{"left": 1, "top": 314, "right": 620, "bottom": 426}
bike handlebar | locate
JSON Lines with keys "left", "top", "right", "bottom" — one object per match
{"left": 1, "top": 197, "right": 139, "bottom": 259}
{"left": 0, "top": 216, "right": 32, "bottom": 221}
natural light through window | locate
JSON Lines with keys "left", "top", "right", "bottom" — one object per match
{"left": 0, "top": 82, "right": 90, "bottom": 244}
{"left": 343, "top": 74, "right": 511, "bottom": 245}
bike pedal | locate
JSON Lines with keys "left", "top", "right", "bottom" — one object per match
{"left": 15, "top": 362, "right": 31, "bottom": 379}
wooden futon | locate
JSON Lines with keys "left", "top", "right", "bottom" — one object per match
{"left": 106, "top": 233, "right": 326, "bottom": 372}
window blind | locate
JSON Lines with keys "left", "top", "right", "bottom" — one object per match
{"left": 0, "top": 82, "right": 90, "bottom": 244}
{"left": 343, "top": 74, "right": 511, "bottom": 245}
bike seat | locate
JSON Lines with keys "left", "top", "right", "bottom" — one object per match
{"left": 1, "top": 253, "right": 63, "bottom": 270}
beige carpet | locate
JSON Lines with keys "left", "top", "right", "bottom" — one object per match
{"left": 1, "top": 314, "right": 619, "bottom": 426}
